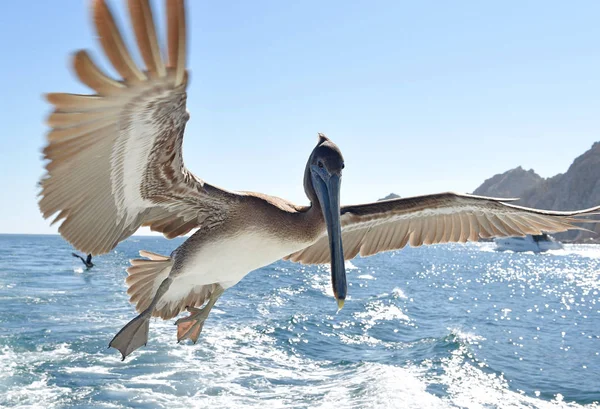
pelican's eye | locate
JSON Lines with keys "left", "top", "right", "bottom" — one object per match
{"left": 318, "top": 161, "right": 324, "bottom": 168}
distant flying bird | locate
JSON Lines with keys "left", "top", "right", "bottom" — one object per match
{"left": 72, "top": 253, "right": 94, "bottom": 268}
{"left": 38, "top": 0, "right": 599, "bottom": 360}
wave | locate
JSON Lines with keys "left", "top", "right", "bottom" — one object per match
{"left": 2, "top": 321, "right": 598, "bottom": 408}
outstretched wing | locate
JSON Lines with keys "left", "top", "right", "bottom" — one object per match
{"left": 71, "top": 253, "right": 85, "bottom": 262}
{"left": 285, "top": 192, "right": 600, "bottom": 264}
{"left": 39, "top": 0, "right": 239, "bottom": 255}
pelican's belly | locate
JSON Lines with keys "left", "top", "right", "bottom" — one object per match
{"left": 176, "top": 230, "right": 309, "bottom": 289}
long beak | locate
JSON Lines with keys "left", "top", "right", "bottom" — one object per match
{"left": 317, "top": 174, "right": 347, "bottom": 308}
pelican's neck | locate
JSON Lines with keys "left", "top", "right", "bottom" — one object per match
{"left": 301, "top": 165, "right": 326, "bottom": 240}
{"left": 306, "top": 198, "right": 324, "bottom": 220}
{"left": 295, "top": 199, "right": 325, "bottom": 246}
{"left": 303, "top": 161, "right": 318, "bottom": 205}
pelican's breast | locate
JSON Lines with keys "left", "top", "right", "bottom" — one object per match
{"left": 176, "top": 229, "right": 312, "bottom": 289}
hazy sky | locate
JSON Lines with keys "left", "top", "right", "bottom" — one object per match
{"left": 1, "top": 1, "right": 599, "bottom": 235}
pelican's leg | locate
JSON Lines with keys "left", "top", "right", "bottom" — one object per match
{"left": 109, "top": 277, "right": 173, "bottom": 360}
{"left": 175, "top": 285, "right": 225, "bottom": 344}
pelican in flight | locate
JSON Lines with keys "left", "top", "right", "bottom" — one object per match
{"left": 39, "top": 0, "right": 599, "bottom": 360}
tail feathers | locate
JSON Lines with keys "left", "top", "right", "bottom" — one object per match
{"left": 138, "top": 250, "right": 170, "bottom": 261}
{"left": 126, "top": 250, "right": 172, "bottom": 314}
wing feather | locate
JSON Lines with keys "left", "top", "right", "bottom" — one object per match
{"left": 342, "top": 229, "right": 359, "bottom": 259}
{"left": 128, "top": 0, "right": 167, "bottom": 78}
{"left": 167, "top": 0, "right": 186, "bottom": 86}
{"left": 409, "top": 218, "right": 423, "bottom": 247}
{"left": 439, "top": 217, "right": 450, "bottom": 243}
{"left": 45, "top": 92, "right": 116, "bottom": 112}
{"left": 285, "top": 192, "right": 600, "bottom": 264}
{"left": 423, "top": 217, "right": 436, "bottom": 245}
{"left": 73, "top": 50, "right": 126, "bottom": 94}
{"left": 487, "top": 214, "right": 513, "bottom": 236}
{"left": 474, "top": 212, "right": 494, "bottom": 238}
{"left": 433, "top": 217, "right": 445, "bottom": 244}
{"left": 458, "top": 212, "right": 469, "bottom": 242}
{"left": 467, "top": 213, "right": 479, "bottom": 241}
{"left": 93, "top": 0, "right": 146, "bottom": 82}
{"left": 395, "top": 221, "right": 411, "bottom": 250}
{"left": 384, "top": 223, "right": 398, "bottom": 250}
{"left": 46, "top": 109, "right": 119, "bottom": 129}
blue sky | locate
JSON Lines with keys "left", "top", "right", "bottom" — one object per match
{"left": 1, "top": 1, "right": 599, "bottom": 235}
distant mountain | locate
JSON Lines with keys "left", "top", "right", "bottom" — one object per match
{"left": 473, "top": 142, "right": 600, "bottom": 242}
{"left": 378, "top": 193, "right": 400, "bottom": 201}
{"left": 473, "top": 166, "right": 543, "bottom": 199}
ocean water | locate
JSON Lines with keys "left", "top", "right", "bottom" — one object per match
{"left": 0, "top": 234, "right": 599, "bottom": 408}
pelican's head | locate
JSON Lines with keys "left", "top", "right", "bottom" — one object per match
{"left": 305, "top": 133, "right": 346, "bottom": 309}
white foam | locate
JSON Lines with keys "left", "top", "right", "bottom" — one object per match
{"left": 418, "top": 344, "right": 593, "bottom": 409}
{"left": 354, "top": 300, "right": 410, "bottom": 330}
{"left": 2, "top": 321, "right": 597, "bottom": 409}
{"left": 392, "top": 287, "right": 408, "bottom": 299}
{"left": 345, "top": 260, "right": 358, "bottom": 270}
{"left": 448, "top": 327, "right": 486, "bottom": 344}
{"left": 0, "top": 343, "right": 91, "bottom": 407}
{"left": 63, "top": 365, "right": 113, "bottom": 375}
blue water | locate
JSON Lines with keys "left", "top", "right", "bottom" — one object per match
{"left": 0, "top": 234, "right": 599, "bottom": 408}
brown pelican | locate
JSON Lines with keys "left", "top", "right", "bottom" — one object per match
{"left": 38, "top": 0, "right": 599, "bottom": 360}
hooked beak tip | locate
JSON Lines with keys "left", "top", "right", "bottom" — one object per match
{"left": 336, "top": 298, "right": 345, "bottom": 311}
